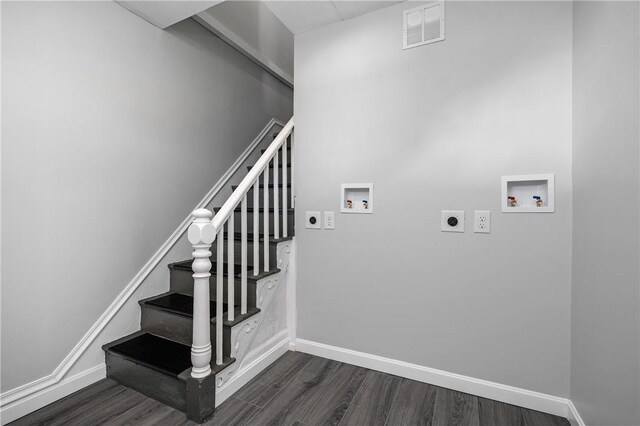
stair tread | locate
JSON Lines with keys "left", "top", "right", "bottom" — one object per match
{"left": 106, "top": 333, "right": 193, "bottom": 377}
{"left": 144, "top": 292, "right": 231, "bottom": 318}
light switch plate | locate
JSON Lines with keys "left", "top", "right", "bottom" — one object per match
{"left": 324, "top": 211, "right": 335, "bottom": 229}
{"left": 441, "top": 211, "right": 464, "bottom": 232}
{"left": 474, "top": 210, "right": 491, "bottom": 233}
{"left": 306, "top": 211, "right": 322, "bottom": 229}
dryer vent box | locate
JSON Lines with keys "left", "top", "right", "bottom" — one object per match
{"left": 403, "top": 1, "right": 445, "bottom": 49}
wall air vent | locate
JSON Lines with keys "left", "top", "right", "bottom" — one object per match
{"left": 403, "top": 2, "right": 445, "bottom": 50}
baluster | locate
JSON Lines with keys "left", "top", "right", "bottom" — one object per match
{"left": 290, "top": 134, "right": 295, "bottom": 208}
{"left": 263, "top": 167, "right": 270, "bottom": 272}
{"left": 216, "top": 227, "right": 223, "bottom": 365}
{"left": 282, "top": 141, "right": 288, "bottom": 238}
{"left": 274, "top": 149, "right": 280, "bottom": 240}
{"left": 253, "top": 180, "right": 259, "bottom": 276}
{"left": 227, "top": 214, "right": 234, "bottom": 322}
{"left": 187, "top": 209, "right": 215, "bottom": 378}
{"left": 241, "top": 195, "right": 247, "bottom": 315}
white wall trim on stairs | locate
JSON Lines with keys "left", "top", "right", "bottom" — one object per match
{"left": 0, "top": 364, "right": 106, "bottom": 425}
{"left": 567, "top": 400, "right": 587, "bottom": 426}
{"left": 215, "top": 329, "right": 290, "bottom": 406}
{"left": 294, "top": 338, "right": 580, "bottom": 421}
{"left": 0, "top": 118, "right": 284, "bottom": 421}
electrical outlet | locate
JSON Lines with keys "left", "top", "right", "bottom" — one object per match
{"left": 306, "top": 211, "right": 322, "bottom": 229}
{"left": 474, "top": 210, "right": 491, "bottom": 233}
{"left": 324, "top": 211, "right": 335, "bottom": 230}
{"left": 441, "top": 211, "right": 464, "bottom": 232}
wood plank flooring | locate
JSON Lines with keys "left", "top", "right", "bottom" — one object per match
{"left": 10, "top": 351, "right": 570, "bottom": 426}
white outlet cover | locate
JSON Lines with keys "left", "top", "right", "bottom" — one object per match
{"left": 306, "top": 211, "right": 322, "bottom": 229}
{"left": 324, "top": 211, "right": 335, "bottom": 230}
{"left": 474, "top": 210, "right": 491, "bottom": 233}
{"left": 441, "top": 210, "right": 464, "bottom": 232}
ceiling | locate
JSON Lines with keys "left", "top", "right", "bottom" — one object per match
{"left": 263, "top": 1, "right": 404, "bottom": 34}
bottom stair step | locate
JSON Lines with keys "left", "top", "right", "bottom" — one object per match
{"left": 103, "top": 332, "right": 234, "bottom": 422}
{"left": 107, "top": 332, "right": 192, "bottom": 376}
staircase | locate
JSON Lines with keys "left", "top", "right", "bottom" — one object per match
{"left": 102, "top": 119, "right": 295, "bottom": 423}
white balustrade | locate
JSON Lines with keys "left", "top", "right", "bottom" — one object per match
{"left": 216, "top": 228, "right": 223, "bottom": 365}
{"left": 290, "top": 134, "right": 295, "bottom": 208}
{"left": 188, "top": 118, "right": 293, "bottom": 370}
{"left": 283, "top": 142, "right": 288, "bottom": 238}
{"left": 253, "top": 180, "right": 259, "bottom": 276}
{"left": 241, "top": 196, "right": 248, "bottom": 315}
{"left": 263, "top": 167, "right": 270, "bottom": 272}
{"left": 274, "top": 150, "right": 280, "bottom": 240}
{"left": 227, "top": 211, "right": 235, "bottom": 322}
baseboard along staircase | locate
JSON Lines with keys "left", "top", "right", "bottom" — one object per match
{"left": 102, "top": 119, "right": 295, "bottom": 423}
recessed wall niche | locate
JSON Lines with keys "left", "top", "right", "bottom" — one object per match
{"left": 341, "top": 183, "right": 374, "bottom": 214}
{"left": 501, "top": 174, "right": 555, "bottom": 213}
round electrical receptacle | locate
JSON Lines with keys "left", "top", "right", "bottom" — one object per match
{"left": 309, "top": 216, "right": 317, "bottom": 225}
{"left": 447, "top": 216, "right": 458, "bottom": 227}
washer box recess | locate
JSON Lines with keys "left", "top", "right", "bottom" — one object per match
{"left": 501, "top": 174, "right": 555, "bottom": 213}
{"left": 341, "top": 183, "right": 374, "bottom": 214}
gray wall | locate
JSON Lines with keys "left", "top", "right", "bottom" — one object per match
{"left": 1, "top": 1, "right": 292, "bottom": 392}
{"left": 294, "top": 1, "right": 573, "bottom": 397}
{"left": 571, "top": 2, "right": 640, "bottom": 425}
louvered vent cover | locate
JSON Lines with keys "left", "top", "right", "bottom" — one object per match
{"left": 403, "top": 2, "right": 445, "bottom": 50}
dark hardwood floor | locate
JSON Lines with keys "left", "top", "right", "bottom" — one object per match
{"left": 10, "top": 351, "right": 570, "bottom": 426}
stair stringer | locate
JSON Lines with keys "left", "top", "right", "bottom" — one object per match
{"left": 214, "top": 239, "right": 292, "bottom": 390}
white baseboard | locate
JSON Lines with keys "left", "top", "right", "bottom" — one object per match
{"left": 295, "top": 338, "right": 574, "bottom": 420}
{"left": 567, "top": 400, "right": 587, "bottom": 426}
{"left": 0, "top": 364, "right": 106, "bottom": 425}
{"left": 0, "top": 118, "right": 284, "bottom": 415}
{"left": 216, "top": 329, "right": 290, "bottom": 406}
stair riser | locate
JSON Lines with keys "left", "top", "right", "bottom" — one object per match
{"left": 226, "top": 210, "right": 294, "bottom": 235}
{"left": 106, "top": 352, "right": 186, "bottom": 412}
{"left": 140, "top": 307, "right": 232, "bottom": 357}
{"left": 211, "top": 239, "right": 277, "bottom": 268}
{"left": 170, "top": 270, "right": 258, "bottom": 305}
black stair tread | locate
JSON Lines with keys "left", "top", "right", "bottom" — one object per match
{"left": 170, "top": 260, "right": 280, "bottom": 279}
{"left": 213, "top": 207, "right": 295, "bottom": 213}
{"left": 232, "top": 183, "right": 291, "bottom": 190}
{"left": 143, "top": 292, "right": 231, "bottom": 318}
{"left": 106, "top": 333, "right": 192, "bottom": 377}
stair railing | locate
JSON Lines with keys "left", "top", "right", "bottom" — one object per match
{"left": 187, "top": 118, "right": 294, "bottom": 377}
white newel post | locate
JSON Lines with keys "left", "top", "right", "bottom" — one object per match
{"left": 187, "top": 208, "right": 216, "bottom": 379}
